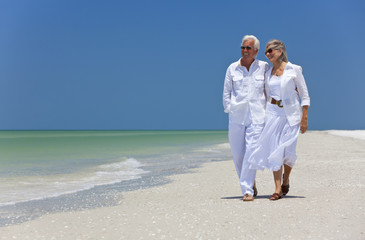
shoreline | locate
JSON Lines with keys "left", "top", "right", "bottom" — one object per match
{"left": 0, "top": 156, "right": 228, "bottom": 227}
{"left": 1, "top": 131, "right": 364, "bottom": 239}
{"left": 0, "top": 130, "right": 231, "bottom": 226}
{"left": 0, "top": 141, "right": 232, "bottom": 227}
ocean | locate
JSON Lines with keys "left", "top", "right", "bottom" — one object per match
{"left": 0, "top": 130, "right": 231, "bottom": 225}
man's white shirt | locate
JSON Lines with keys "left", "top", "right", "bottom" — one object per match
{"left": 223, "top": 59, "right": 269, "bottom": 125}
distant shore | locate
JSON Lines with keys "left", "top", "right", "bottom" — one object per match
{"left": 327, "top": 129, "right": 365, "bottom": 140}
{"left": 1, "top": 131, "right": 364, "bottom": 239}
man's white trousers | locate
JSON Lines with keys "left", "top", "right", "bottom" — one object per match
{"left": 229, "top": 119, "right": 264, "bottom": 196}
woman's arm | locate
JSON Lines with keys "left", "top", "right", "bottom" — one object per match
{"left": 301, "top": 105, "right": 309, "bottom": 134}
{"left": 295, "top": 66, "right": 310, "bottom": 107}
{"left": 294, "top": 65, "right": 310, "bottom": 134}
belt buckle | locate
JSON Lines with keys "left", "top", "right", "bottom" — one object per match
{"left": 276, "top": 100, "right": 283, "bottom": 108}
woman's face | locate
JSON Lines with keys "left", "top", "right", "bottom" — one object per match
{"left": 265, "top": 45, "right": 282, "bottom": 63}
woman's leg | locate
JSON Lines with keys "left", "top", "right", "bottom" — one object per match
{"left": 270, "top": 166, "right": 283, "bottom": 200}
{"left": 273, "top": 166, "right": 283, "bottom": 194}
{"left": 283, "top": 164, "right": 292, "bottom": 186}
{"left": 282, "top": 164, "right": 291, "bottom": 195}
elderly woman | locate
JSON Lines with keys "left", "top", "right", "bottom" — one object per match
{"left": 248, "top": 39, "right": 310, "bottom": 200}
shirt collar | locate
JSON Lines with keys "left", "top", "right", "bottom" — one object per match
{"left": 236, "top": 58, "right": 258, "bottom": 68}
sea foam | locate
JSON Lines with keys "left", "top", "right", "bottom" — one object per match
{"left": 0, "top": 157, "right": 148, "bottom": 207}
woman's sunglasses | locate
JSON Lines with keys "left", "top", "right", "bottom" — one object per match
{"left": 265, "top": 48, "right": 274, "bottom": 54}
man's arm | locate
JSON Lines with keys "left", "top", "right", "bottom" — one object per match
{"left": 223, "top": 67, "right": 232, "bottom": 113}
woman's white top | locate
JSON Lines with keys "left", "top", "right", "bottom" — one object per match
{"left": 264, "top": 62, "right": 310, "bottom": 126}
{"left": 268, "top": 75, "right": 282, "bottom": 100}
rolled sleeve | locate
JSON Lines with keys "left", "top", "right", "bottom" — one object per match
{"left": 223, "top": 67, "right": 232, "bottom": 113}
{"left": 224, "top": 105, "right": 231, "bottom": 113}
{"left": 295, "top": 66, "right": 310, "bottom": 107}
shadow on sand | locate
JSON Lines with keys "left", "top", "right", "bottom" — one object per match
{"left": 221, "top": 195, "right": 306, "bottom": 200}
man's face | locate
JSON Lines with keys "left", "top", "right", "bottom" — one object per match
{"left": 241, "top": 39, "right": 258, "bottom": 62}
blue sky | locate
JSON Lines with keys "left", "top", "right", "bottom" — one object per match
{"left": 0, "top": 0, "right": 364, "bottom": 130}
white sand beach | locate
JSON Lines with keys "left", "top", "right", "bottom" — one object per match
{"left": 327, "top": 130, "right": 365, "bottom": 140}
{"left": 1, "top": 131, "right": 364, "bottom": 239}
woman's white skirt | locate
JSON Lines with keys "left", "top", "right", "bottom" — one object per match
{"left": 248, "top": 103, "right": 300, "bottom": 171}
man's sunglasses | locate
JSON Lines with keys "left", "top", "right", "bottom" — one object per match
{"left": 241, "top": 46, "right": 252, "bottom": 50}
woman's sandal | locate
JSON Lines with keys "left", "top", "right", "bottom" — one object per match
{"left": 269, "top": 192, "right": 283, "bottom": 201}
{"left": 281, "top": 174, "right": 290, "bottom": 196}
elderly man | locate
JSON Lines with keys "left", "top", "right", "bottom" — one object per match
{"left": 223, "top": 35, "right": 269, "bottom": 201}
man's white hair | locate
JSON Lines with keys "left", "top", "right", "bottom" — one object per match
{"left": 241, "top": 35, "right": 260, "bottom": 50}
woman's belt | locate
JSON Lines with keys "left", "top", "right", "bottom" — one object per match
{"left": 269, "top": 97, "right": 283, "bottom": 108}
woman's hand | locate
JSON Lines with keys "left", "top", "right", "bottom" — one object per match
{"left": 300, "top": 118, "right": 308, "bottom": 134}
{"left": 300, "top": 106, "right": 309, "bottom": 134}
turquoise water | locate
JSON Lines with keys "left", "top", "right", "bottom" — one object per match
{"left": 0, "top": 130, "right": 230, "bottom": 207}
